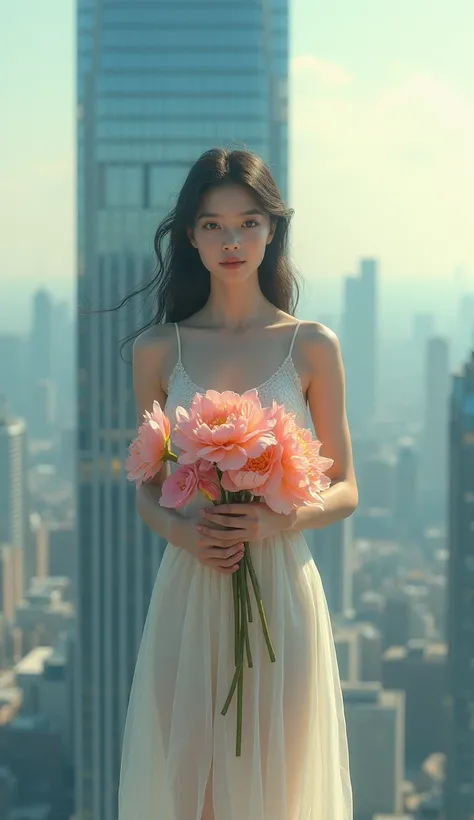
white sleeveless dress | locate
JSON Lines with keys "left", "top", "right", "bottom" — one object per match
{"left": 118, "top": 322, "right": 353, "bottom": 820}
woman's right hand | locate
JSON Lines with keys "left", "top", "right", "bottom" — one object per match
{"left": 170, "top": 513, "right": 245, "bottom": 575}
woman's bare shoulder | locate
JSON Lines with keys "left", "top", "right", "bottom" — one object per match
{"left": 132, "top": 323, "right": 178, "bottom": 384}
{"left": 294, "top": 320, "right": 342, "bottom": 377}
{"left": 298, "top": 319, "right": 339, "bottom": 344}
{"left": 133, "top": 322, "right": 176, "bottom": 351}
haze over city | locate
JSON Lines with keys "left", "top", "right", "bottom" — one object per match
{"left": 2, "top": 0, "right": 473, "bottom": 333}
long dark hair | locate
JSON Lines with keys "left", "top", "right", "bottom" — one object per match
{"left": 102, "top": 147, "right": 300, "bottom": 358}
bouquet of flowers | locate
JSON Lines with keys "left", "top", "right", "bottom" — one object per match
{"left": 126, "top": 388, "right": 334, "bottom": 756}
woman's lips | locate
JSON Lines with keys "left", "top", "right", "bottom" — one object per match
{"left": 219, "top": 260, "right": 245, "bottom": 267}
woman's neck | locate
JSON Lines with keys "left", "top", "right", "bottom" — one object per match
{"left": 200, "top": 278, "right": 275, "bottom": 331}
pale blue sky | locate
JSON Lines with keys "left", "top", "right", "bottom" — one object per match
{"left": 2, "top": 0, "right": 474, "bottom": 297}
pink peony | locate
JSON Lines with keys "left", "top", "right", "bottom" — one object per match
{"left": 221, "top": 441, "right": 283, "bottom": 494}
{"left": 125, "top": 401, "right": 172, "bottom": 487}
{"left": 173, "top": 389, "right": 276, "bottom": 471}
{"left": 298, "top": 429, "right": 334, "bottom": 498}
{"left": 260, "top": 402, "right": 333, "bottom": 515}
{"left": 159, "top": 460, "right": 221, "bottom": 509}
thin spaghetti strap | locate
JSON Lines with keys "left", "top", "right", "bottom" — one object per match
{"left": 288, "top": 321, "right": 301, "bottom": 357}
{"left": 174, "top": 322, "right": 182, "bottom": 363}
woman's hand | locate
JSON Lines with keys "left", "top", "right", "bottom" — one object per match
{"left": 197, "top": 502, "right": 297, "bottom": 544}
{"left": 170, "top": 513, "right": 246, "bottom": 576}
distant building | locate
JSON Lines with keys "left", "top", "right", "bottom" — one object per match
{"left": 334, "top": 620, "right": 382, "bottom": 683}
{"left": 394, "top": 438, "right": 420, "bottom": 543}
{"left": 344, "top": 682, "right": 405, "bottom": 820}
{"left": 421, "top": 337, "right": 450, "bottom": 524}
{"left": 0, "top": 407, "right": 29, "bottom": 599}
{"left": 306, "top": 517, "right": 353, "bottom": 615}
{"left": 341, "top": 258, "right": 378, "bottom": 436}
{"left": 382, "top": 640, "right": 447, "bottom": 766}
{"left": 29, "top": 288, "right": 53, "bottom": 383}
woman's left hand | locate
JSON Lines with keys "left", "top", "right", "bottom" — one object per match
{"left": 197, "top": 502, "right": 296, "bottom": 544}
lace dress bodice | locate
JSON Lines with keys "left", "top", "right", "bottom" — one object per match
{"left": 164, "top": 321, "right": 307, "bottom": 428}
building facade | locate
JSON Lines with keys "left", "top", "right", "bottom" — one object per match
{"left": 75, "top": 2, "right": 289, "bottom": 818}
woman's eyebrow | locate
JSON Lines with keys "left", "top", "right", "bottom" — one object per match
{"left": 197, "top": 209, "right": 264, "bottom": 219}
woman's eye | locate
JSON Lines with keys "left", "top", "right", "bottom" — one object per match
{"left": 203, "top": 220, "right": 258, "bottom": 231}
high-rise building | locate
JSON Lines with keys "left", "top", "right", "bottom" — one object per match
{"left": 0, "top": 403, "right": 29, "bottom": 601}
{"left": 306, "top": 517, "right": 353, "bottom": 615}
{"left": 394, "top": 438, "right": 419, "bottom": 544}
{"left": 382, "top": 641, "right": 447, "bottom": 767}
{"left": 445, "top": 350, "right": 474, "bottom": 820}
{"left": 421, "top": 337, "right": 450, "bottom": 524}
{"left": 344, "top": 683, "right": 405, "bottom": 820}
{"left": 75, "top": 3, "right": 289, "bottom": 819}
{"left": 341, "top": 258, "right": 378, "bottom": 436}
{"left": 0, "top": 335, "right": 27, "bottom": 418}
{"left": 30, "top": 288, "right": 53, "bottom": 383}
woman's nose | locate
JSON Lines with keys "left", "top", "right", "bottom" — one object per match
{"left": 222, "top": 234, "right": 240, "bottom": 250}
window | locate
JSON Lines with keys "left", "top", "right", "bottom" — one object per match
{"left": 104, "top": 165, "right": 143, "bottom": 208}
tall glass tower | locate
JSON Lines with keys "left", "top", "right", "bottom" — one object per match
{"left": 75, "top": 2, "right": 289, "bottom": 818}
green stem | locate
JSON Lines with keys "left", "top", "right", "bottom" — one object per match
{"left": 236, "top": 567, "right": 246, "bottom": 757}
{"left": 245, "top": 548, "right": 276, "bottom": 663}
{"left": 220, "top": 489, "right": 276, "bottom": 756}
{"left": 241, "top": 556, "right": 253, "bottom": 669}
{"left": 232, "top": 570, "right": 240, "bottom": 666}
{"left": 242, "top": 546, "right": 253, "bottom": 623}
{"left": 220, "top": 661, "right": 242, "bottom": 717}
{"left": 165, "top": 450, "right": 179, "bottom": 463}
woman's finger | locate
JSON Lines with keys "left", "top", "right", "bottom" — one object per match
{"left": 199, "top": 533, "right": 244, "bottom": 549}
{"left": 198, "top": 525, "right": 248, "bottom": 542}
{"left": 206, "top": 544, "right": 244, "bottom": 562}
{"left": 200, "top": 511, "right": 247, "bottom": 528}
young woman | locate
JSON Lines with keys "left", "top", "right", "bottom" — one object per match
{"left": 118, "top": 148, "right": 357, "bottom": 820}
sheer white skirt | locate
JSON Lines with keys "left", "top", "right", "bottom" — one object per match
{"left": 118, "top": 530, "right": 353, "bottom": 820}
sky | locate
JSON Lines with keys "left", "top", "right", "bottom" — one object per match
{"left": 2, "top": 0, "right": 474, "bottom": 317}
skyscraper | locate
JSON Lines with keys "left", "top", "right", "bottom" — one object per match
{"left": 306, "top": 517, "right": 353, "bottom": 615}
{"left": 344, "top": 683, "right": 405, "bottom": 818}
{"left": 0, "top": 401, "right": 29, "bottom": 604}
{"left": 341, "top": 258, "right": 378, "bottom": 436}
{"left": 394, "top": 437, "right": 419, "bottom": 544}
{"left": 445, "top": 350, "right": 474, "bottom": 820}
{"left": 421, "top": 336, "right": 450, "bottom": 524}
{"left": 75, "top": 3, "right": 289, "bottom": 819}
{"left": 30, "top": 288, "right": 53, "bottom": 383}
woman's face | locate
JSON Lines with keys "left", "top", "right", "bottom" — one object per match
{"left": 188, "top": 183, "right": 274, "bottom": 284}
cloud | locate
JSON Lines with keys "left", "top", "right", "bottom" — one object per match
{"left": 291, "top": 58, "right": 474, "bottom": 169}
{"left": 289, "top": 55, "right": 474, "bottom": 280}
{"left": 291, "top": 55, "right": 355, "bottom": 88}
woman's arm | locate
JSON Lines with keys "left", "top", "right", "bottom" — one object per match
{"left": 131, "top": 327, "right": 182, "bottom": 542}
{"left": 287, "top": 322, "right": 358, "bottom": 532}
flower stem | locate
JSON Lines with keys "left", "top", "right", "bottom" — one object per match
{"left": 220, "top": 492, "right": 276, "bottom": 757}
{"left": 236, "top": 568, "right": 246, "bottom": 756}
{"left": 232, "top": 570, "right": 240, "bottom": 666}
{"left": 245, "top": 547, "right": 276, "bottom": 663}
{"left": 241, "top": 556, "right": 253, "bottom": 669}
{"left": 243, "top": 550, "right": 253, "bottom": 624}
{"left": 220, "top": 661, "right": 242, "bottom": 717}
